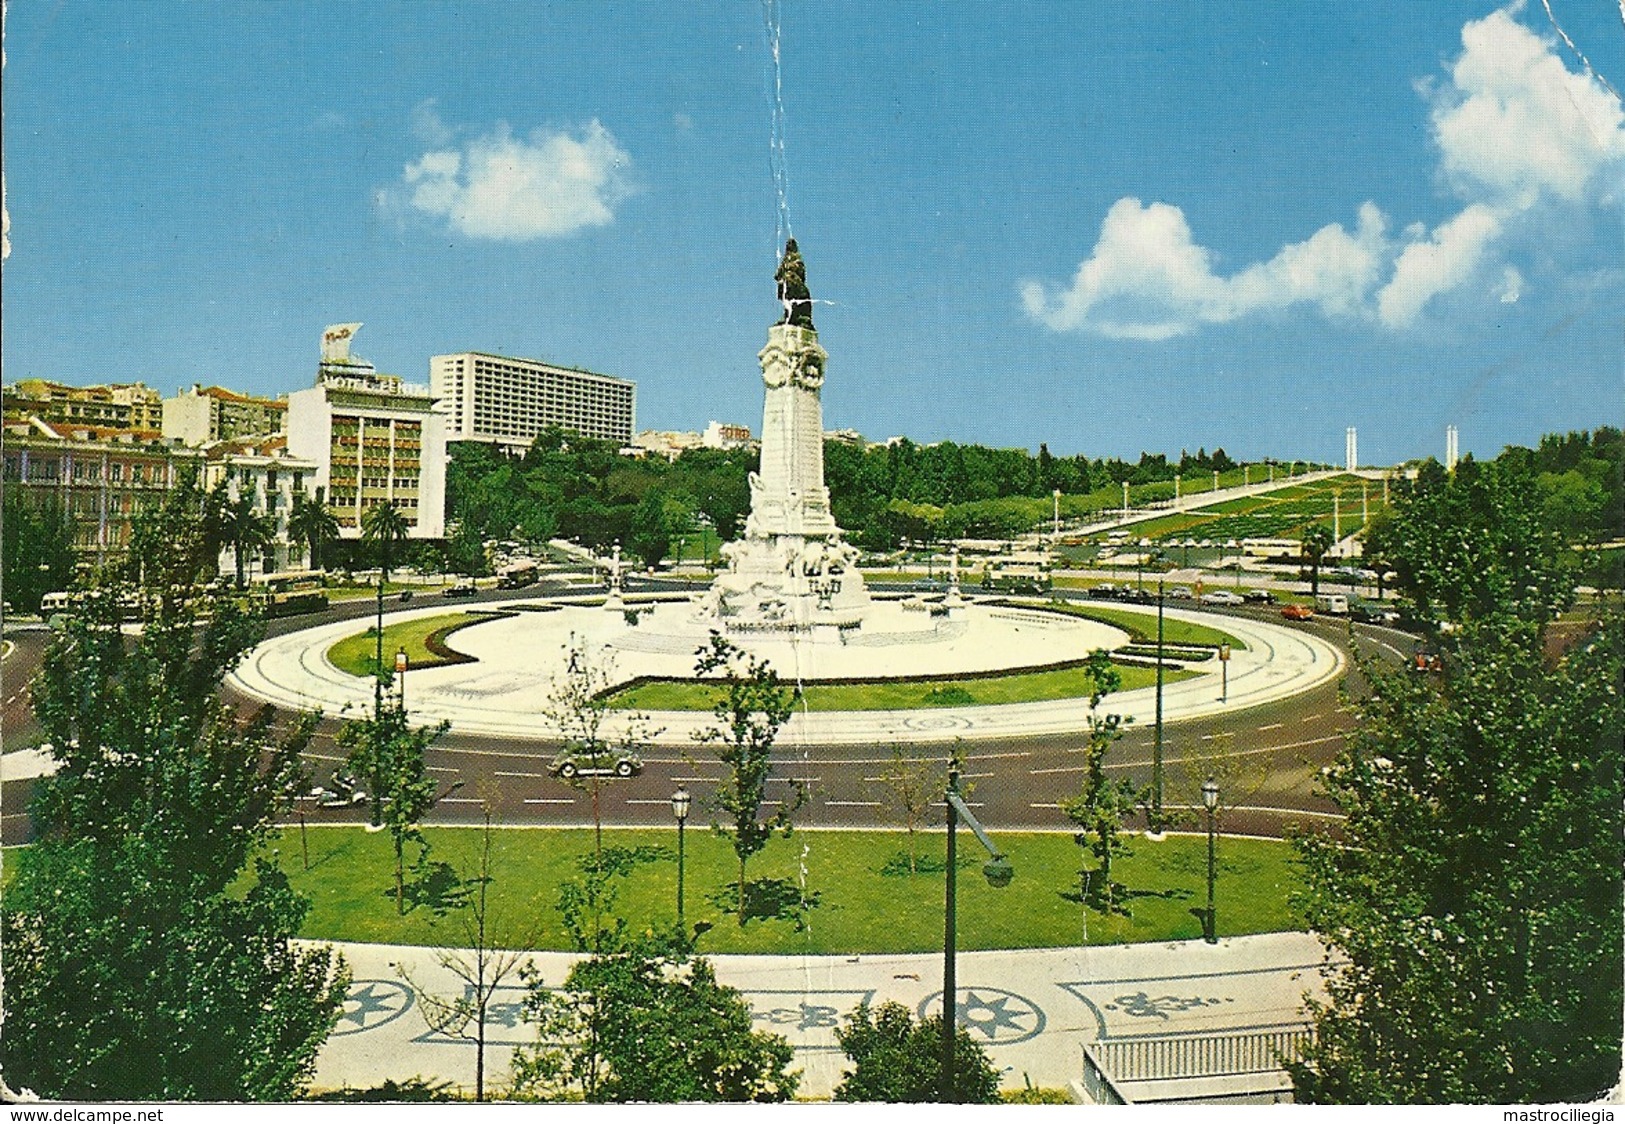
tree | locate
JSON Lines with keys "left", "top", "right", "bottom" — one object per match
{"left": 443, "top": 517, "right": 488, "bottom": 577}
{"left": 1, "top": 487, "right": 76, "bottom": 614}
{"left": 874, "top": 742, "right": 942, "bottom": 874}
{"left": 1288, "top": 615, "right": 1622, "bottom": 1103}
{"left": 288, "top": 493, "right": 340, "bottom": 572}
{"left": 360, "top": 501, "right": 412, "bottom": 783}
{"left": 693, "top": 633, "right": 806, "bottom": 925}
{"left": 542, "top": 638, "right": 657, "bottom": 943}
{"left": 400, "top": 797, "right": 539, "bottom": 1101}
{"left": 1058, "top": 651, "right": 1142, "bottom": 913}
{"left": 219, "top": 487, "right": 276, "bottom": 587}
{"left": 627, "top": 490, "right": 672, "bottom": 568}
{"left": 1365, "top": 455, "right": 1573, "bottom": 628}
{"left": 513, "top": 860, "right": 798, "bottom": 1103}
{"left": 338, "top": 698, "right": 450, "bottom": 915}
{"left": 3, "top": 483, "right": 348, "bottom": 1100}
{"left": 834, "top": 1001, "right": 999, "bottom": 1103}
{"left": 1300, "top": 522, "right": 1335, "bottom": 598}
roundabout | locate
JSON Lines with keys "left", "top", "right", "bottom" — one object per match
{"left": 226, "top": 593, "right": 1344, "bottom": 747}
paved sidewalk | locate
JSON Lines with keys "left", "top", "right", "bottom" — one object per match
{"left": 313, "top": 930, "right": 1329, "bottom": 1099}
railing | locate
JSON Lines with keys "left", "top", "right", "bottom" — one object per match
{"left": 1080, "top": 1024, "right": 1312, "bottom": 1103}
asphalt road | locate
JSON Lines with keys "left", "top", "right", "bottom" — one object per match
{"left": 3, "top": 583, "right": 1415, "bottom": 845}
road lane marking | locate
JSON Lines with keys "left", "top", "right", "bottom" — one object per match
{"left": 495, "top": 770, "right": 550, "bottom": 779}
{"left": 1029, "top": 765, "right": 1086, "bottom": 776}
{"left": 1257, "top": 722, "right": 1284, "bottom": 731}
{"left": 427, "top": 765, "right": 460, "bottom": 773}
{"left": 1300, "top": 713, "right": 1325, "bottom": 723}
{"left": 825, "top": 800, "right": 882, "bottom": 808}
{"left": 522, "top": 798, "right": 575, "bottom": 805}
{"left": 438, "top": 797, "right": 485, "bottom": 804}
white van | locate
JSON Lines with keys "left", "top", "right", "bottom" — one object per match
{"left": 1314, "top": 594, "right": 1349, "bottom": 616}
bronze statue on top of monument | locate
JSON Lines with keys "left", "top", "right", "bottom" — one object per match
{"left": 775, "top": 237, "right": 816, "bottom": 330}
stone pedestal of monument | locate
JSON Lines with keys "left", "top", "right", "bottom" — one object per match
{"left": 703, "top": 243, "right": 871, "bottom": 635}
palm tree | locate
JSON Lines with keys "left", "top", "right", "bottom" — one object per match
{"left": 222, "top": 490, "right": 276, "bottom": 588}
{"left": 288, "top": 494, "right": 340, "bottom": 572}
{"left": 362, "top": 501, "right": 410, "bottom": 675}
{"left": 1301, "top": 522, "right": 1336, "bottom": 597}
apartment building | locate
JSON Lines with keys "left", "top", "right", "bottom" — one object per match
{"left": 163, "top": 384, "right": 288, "bottom": 445}
{"left": 3, "top": 379, "right": 164, "bottom": 431}
{"left": 199, "top": 436, "right": 318, "bottom": 578}
{"left": 286, "top": 324, "right": 446, "bottom": 539}
{"left": 430, "top": 351, "right": 635, "bottom": 451}
{"left": 1, "top": 417, "right": 198, "bottom": 562}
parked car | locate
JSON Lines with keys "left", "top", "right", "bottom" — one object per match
{"left": 1243, "top": 589, "right": 1278, "bottom": 604}
{"left": 443, "top": 578, "right": 477, "bottom": 598}
{"left": 1281, "top": 603, "right": 1315, "bottom": 620}
{"left": 1168, "top": 586, "right": 1194, "bottom": 600}
{"left": 549, "top": 751, "right": 644, "bottom": 779}
{"left": 1200, "top": 590, "right": 1244, "bottom": 606}
{"left": 1088, "top": 583, "right": 1121, "bottom": 600}
{"left": 1349, "top": 598, "right": 1400, "bottom": 624}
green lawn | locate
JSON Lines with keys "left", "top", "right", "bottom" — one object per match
{"left": 1025, "top": 601, "right": 1248, "bottom": 650}
{"left": 327, "top": 611, "right": 499, "bottom": 677}
{"left": 268, "top": 825, "right": 1302, "bottom": 953}
{"left": 607, "top": 660, "right": 1195, "bottom": 712}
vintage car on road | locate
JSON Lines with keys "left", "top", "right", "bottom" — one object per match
{"left": 1280, "top": 603, "right": 1315, "bottom": 621}
{"left": 549, "top": 751, "right": 644, "bottom": 779}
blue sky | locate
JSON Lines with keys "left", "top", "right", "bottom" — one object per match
{"left": 4, "top": 1, "right": 1621, "bottom": 465}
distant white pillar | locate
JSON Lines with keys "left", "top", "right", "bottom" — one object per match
{"left": 1121, "top": 481, "right": 1130, "bottom": 521}
{"left": 1052, "top": 488, "right": 1061, "bottom": 539}
{"left": 1446, "top": 425, "right": 1459, "bottom": 471}
{"left": 1346, "top": 427, "right": 1358, "bottom": 472}
{"left": 1333, "top": 494, "right": 1341, "bottom": 541}
{"left": 1174, "top": 474, "right": 1181, "bottom": 505}
{"left": 1212, "top": 469, "right": 1219, "bottom": 493}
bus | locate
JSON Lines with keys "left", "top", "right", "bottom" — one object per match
{"left": 497, "top": 559, "right": 539, "bottom": 589}
{"left": 255, "top": 571, "right": 330, "bottom": 618}
{"left": 982, "top": 554, "right": 1053, "bottom": 594}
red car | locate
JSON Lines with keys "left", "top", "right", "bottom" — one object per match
{"left": 1281, "top": 604, "right": 1315, "bottom": 620}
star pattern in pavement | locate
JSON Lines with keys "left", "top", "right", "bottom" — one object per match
{"left": 339, "top": 980, "right": 411, "bottom": 1033}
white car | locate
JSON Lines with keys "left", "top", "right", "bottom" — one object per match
{"left": 1200, "top": 590, "right": 1245, "bottom": 606}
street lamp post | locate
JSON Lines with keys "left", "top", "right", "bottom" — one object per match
{"left": 1152, "top": 578, "right": 1165, "bottom": 831}
{"left": 394, "top": 647, "right": 408, "bottom": 708}
{"left": 942, "top": 768, "right": 1013, "bottom": 1103}
{"left": 671, "top": 787, "right": 691, "bottom": 926}
{"left": 1202, "top": 777, "right": 1220, "bottom": 943}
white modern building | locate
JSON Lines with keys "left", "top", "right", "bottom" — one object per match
{"left": 430, "top": 351, "right": 635, "bottom": 450}
{"left": 286, "top": 324, "right": 446, "bottom": 539}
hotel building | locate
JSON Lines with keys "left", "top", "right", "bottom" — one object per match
{"left": 286, "top": 324, "right": 446, "bottom": 539}
{"left": 429, "top": 352, "right": 635, "bottom": 451}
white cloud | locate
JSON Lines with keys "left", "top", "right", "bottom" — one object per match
{"left": 1431, "top": 7, "right": 1625, "bottom": 206}
{"left": 1025, "top": 5, "right": 1624, "bottom": 338}
{"left": 1496, "top": 264, "right": 1524, "bottom": 304}
{"left": 398, "top": 120, "right": 634, "bottom": 241}
{"left": 1376, "top": 204, "right": 1504, "bottom": 327}
{"left": 1021, "top": 198, "right": 1388, "bottom": 339}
